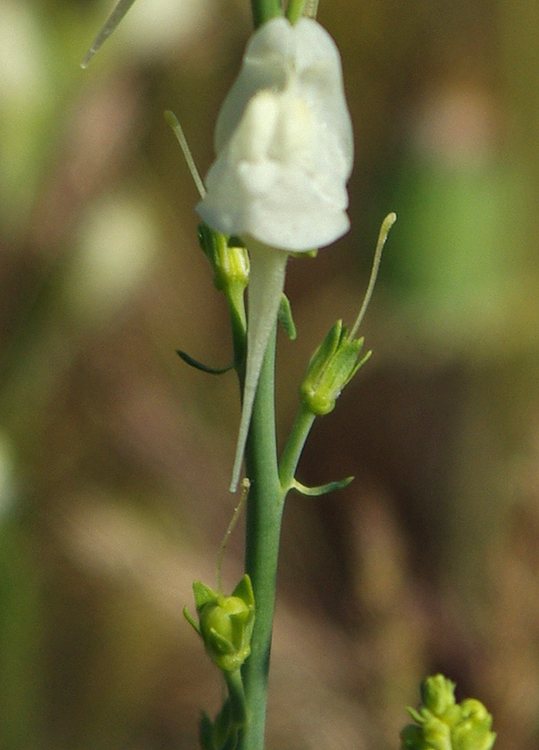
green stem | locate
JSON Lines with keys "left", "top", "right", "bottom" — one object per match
{"left": 226, "top": 283, "right": 247, "bottom": 382}
{"left": 238, "top": 326, "right": 284, "bottom": 750}
{"left": 278, "top": 404, "right": 316, "bottom": 490}
{"left": 224, "top": 669, "right": 247, "bottom": 727}
{"left": 251, "top": 0, "right": 283, "bottom": 29}
{"left": 237, "top": 341, "right": 317, "bottom": 750}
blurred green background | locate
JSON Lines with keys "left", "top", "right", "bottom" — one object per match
{"left": 1, "top": 1, "right": 538, "bottom": 748}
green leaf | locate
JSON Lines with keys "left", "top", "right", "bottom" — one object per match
{"left": 291, "top": 476, "right": 354, "bottom": 497}
{"left": 278, "top": 294, "right": 297, "bottom": 340}
{"left": 176, "top": 350, "right": 234, "bottom": 375}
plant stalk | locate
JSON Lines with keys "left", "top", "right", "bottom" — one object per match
{"left": 238, "top": 326, "right": 284, "bottom": 750}
{"left": 278, "top": 404, "right": 316, "bottom": 490}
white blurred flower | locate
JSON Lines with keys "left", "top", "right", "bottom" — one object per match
{"left": 197, "top": 16, "right": 353, "bottom": 251}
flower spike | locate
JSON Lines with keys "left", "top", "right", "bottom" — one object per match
{"left": 196, "top": 17, "right": 354, "bottom": 491}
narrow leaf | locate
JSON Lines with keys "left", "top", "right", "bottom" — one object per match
{"left": 292, "top": 476, "right": 354, "bottom": 497}
{"left": 176, "top": 350, "right": 234, "bottom": 375}
{"left": 278, "top": 293, "right": 297, "bottom": 340}
{"left": 81, "top": 0, "right": 138, "bottom": 68}
{"left": 183, "top": 606, "right": 200, "bottom": 634}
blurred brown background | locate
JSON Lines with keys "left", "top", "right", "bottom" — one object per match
{"left": 1, "top": 1, "right": 538, "bottom": 748}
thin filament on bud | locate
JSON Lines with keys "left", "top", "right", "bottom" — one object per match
{"left": 350, "top": 212, "right": 397, "bottom": 339}
{"left": 165, "top": 110, "right": 207, "bottom": 199}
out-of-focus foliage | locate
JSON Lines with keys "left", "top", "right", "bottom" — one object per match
{"left": 1, "top": 1, "right": 538, "bottom": 749}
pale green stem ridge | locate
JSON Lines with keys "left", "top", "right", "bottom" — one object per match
{"left": 230, "top": 244, "right": 288, "bottom": 493}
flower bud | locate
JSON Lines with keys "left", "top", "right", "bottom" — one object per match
{"left": 451, "top": 700, "right": 496, "bottom": 750}
{"left": 300, "top": 320, "right": 371, "bottom": 416}
{"left": 401, "top": 674, "right": 496, "bottom": 750}
{"left": 185, "top": 575, "right": 255, "bottom": 673}
{"left": 198, "top": 224, "right": 249, "bottom": 293}
{"left": 421, "top": 674, "right": 457, "bottom": 718}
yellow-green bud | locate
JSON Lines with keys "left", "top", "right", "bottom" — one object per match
{"left": 421, "top": 675, "right": 456, "bottom": 718}
{"left": 401, "top": 674, "right": 496, "bottom": 750}
{"left": 300, "top": 320, "right": 371, "bottom": 416}
{"left": 451, "top": 700, "right": 496, "bottom": 750}
{"left": 184, "top": 575, "right": 255, "bottom": 673}
{"left": 199, "top": 595, "right": 251, "bottom": 671}
{"left": 198, "top": 224, "right": 249, "bottom": 292}
{"left": 422, "top": 716, "right": 452, "bottom": 750}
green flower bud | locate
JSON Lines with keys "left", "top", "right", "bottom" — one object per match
{"left": 184, "top": 575, "right": 255, "bottom": 673}
{"left": 300, "top": 320, "right": 371, "bottom": 416}
{"left": 400, "top": 675, "right": 496, "bottom": 750}
{"left": 421, "top": 675, "right": 457, "bottom": 718}
{"left": 198, "top": 224, "right": 249, "bottom": 293}
{"left": 451, "top": 700, "right": 496, "bottom": 750}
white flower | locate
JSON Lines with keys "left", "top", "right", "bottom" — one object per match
{"left": 196, "top": 16, "right": 353, "bottom": 251}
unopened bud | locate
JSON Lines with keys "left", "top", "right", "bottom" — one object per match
{"left": 184, "top": 575, "right": 255, "bottom": 673}
{"left": 300, "top": 320, "right": 371, "bottom": 416}
{"left": 401, "top": 674, "right": 496, "bottom": 750}
{"left": 198, "top": 224, "right": 249, "bottom": 293}
{"left": 421, "top": 674, "right": 457, "bottom": 718}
